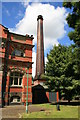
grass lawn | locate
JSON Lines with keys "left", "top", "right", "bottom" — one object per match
{"left": 22, "top": 104, "right": 79, "bottom": 118}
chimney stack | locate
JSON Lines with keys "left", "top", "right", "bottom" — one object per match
{"left": 35, "top": 15, "right": 45, "bottom": 79}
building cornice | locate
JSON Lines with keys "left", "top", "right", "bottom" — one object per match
{"left": 10, "top": 32, "right": 34, "bottom": 40}
{"left": 0, "top": 37, "right": 34, "bottom": 48}
{"left": 0, "top": 24, "right": 34, "bottom": 40}
{"left": 0, "top": 24, "right": 8, "bottom": 30}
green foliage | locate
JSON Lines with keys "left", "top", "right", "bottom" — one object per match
{"left": 62, "top": 1, "right": 80, "bottom": 100}
{"left": 44, "top": 44, "right": 80, "bottom": 101}
{"left": 63, "top": 2, "right": 80, "bottom": 46}
{"left": 42, "top": 1, "right": 80, "bottom": 102}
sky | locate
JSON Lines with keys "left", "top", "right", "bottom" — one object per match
{"left": 1, "top": 1, "right": 74, "bottom": 77}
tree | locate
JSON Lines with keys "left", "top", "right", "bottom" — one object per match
{"left": 42, "top": 44, "right": 80, "bottom": 102}
{"left": 42, "top": 2, "right": 80, "bottom": 102}
{"left": 63, "top": 2, "right": 80, "bottom": 47}
{"left": 63, "top": 1, "right": 80, "bottom": 99}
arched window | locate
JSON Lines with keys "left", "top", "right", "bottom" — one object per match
{"left": 10, "top": 72, "right": 23, "bottom": 86}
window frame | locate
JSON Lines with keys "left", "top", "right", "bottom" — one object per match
{"left": 10, "top": 72, "right": 23, "bottom": 87}
{"left": 11, "top": 49, "right": 25, "bottom": 57}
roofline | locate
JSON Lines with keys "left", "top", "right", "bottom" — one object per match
{"left": 0, "top": 24, "right": 8, "bottom": 30}
{"left": 10, "top": 32, "right": 26, "bottom": 37}
{"left": 0, "top": 24, "right": 34, "bottom": 39}
{"left": 10, "top": 32, "right": 34, "bottom": 40}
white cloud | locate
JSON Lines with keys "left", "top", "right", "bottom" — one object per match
{"left": 10, "top": 3, "right": 67, "bottom": 49}
{"left": 32, "top": 51, "right": 36, "bottom": 77}
{"left": 16, "top": 10, "right": 24, "bottom": 19}
{"left": 9, "top": 3, "right": 67, "bottom": 77}
{"left": 21, "top": 0, "right": 30, "bottom": 7}
{"left": 45, "top": 56, "right": 48, "bottom": 65}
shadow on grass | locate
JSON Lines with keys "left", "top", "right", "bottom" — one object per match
{"left": 1, "top": 118, "right": 79, "bottom": 120}
{"left": 51, "top": 101, "right": 80, "bottom": 106}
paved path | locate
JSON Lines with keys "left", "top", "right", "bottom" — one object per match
{"left": 1, "top": 105, "right": 46, "bottom": 119}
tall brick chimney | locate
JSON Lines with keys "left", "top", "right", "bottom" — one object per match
{"left": 35, "top": 15, "right": 45, "bottom": 79}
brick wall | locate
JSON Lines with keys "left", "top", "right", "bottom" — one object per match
{"left": 0, "top": 24, "right": 34, "bottom": 107}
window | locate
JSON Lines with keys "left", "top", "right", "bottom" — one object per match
{"left": 15, "top": 50, "right": 23, "bottom": 56}
{"left": 11, "top": 49, "right": 24, "bottom": 57}
{"left": 10, "top": 72, "right": 23, "bottom": 86}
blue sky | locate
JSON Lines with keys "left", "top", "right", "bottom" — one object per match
{"left": 1, "top": 1, "right": 74, "bottom": 76}
{"left": 2, "top": 2, "right": 73, "bottom": 46}
{"left": 2, "top": 2, "right": 25, "bottom": 27}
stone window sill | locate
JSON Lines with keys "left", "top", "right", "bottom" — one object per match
{"left": 10, "top": 85, "right": 22, "bottom": 88}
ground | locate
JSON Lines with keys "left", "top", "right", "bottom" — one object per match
{"left": 1, "top": 104, "right": 44, "bottom": 118}
{"left": 1, "top": 103, "right": 79, "bottom": 119}
{"left": 22, "top": 104, "right": 79, "bottom": 118}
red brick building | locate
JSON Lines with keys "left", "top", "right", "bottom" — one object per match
{"left": 0, "top": 24, "right": 34, "bottom": 107}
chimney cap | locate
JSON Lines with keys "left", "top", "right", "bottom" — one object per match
{"left": 37, "top": 15, "right": 43, "bottom": 21}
